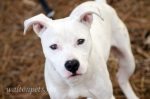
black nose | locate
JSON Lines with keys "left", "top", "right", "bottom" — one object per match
{"left": 65, "top": 59, "right": 80, "bottom": 73}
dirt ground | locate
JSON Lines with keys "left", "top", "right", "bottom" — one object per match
{"left": 0, "top": 0, "right": 149, "bottom": 99}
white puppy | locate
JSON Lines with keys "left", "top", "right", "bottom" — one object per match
{"left": 24, "top": 0, "right": 139, "bottom": 99}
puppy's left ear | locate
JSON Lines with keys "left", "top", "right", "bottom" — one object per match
{"left": 79, "top": 12, "right": 93, "bottom": 27}
{"left": 70, "top": 6, "right": 103, "bottom": 28}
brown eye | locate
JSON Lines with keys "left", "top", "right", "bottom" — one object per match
{"left": 77, "top": 39, "right": 85, "bottom": 45}
{"left": 50, "top": 44, "right": 58, "bottom": 50}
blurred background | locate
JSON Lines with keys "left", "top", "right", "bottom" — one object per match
{"left": 0, "top": 0, "right": 149, "bottom": 99}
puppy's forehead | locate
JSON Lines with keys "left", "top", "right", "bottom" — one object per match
{"left": 52, "top": 18, "right": 76, "bottom": 34}
{"left": 44, "top": 17, "right": 89, "bottom": 39}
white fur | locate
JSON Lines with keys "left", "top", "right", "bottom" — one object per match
{"left": 24, "top": 0, "right": 139, "bottom": 99}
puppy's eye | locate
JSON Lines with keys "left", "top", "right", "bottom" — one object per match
{"left": 77, "top": 39, "right": 85, "bottom": 45}
{"left": 50, "top": 44, "right": 58, "bottom": 50}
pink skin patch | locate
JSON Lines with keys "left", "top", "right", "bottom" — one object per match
{"left": 64, "top": 70, "right": 73, "bottom": 78}
{"left": 64, "top": 69, "right": 82, "bottom": 79}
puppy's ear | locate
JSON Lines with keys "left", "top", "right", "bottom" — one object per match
{"left": 24, "top": 14, "right": 51, "bottom": 37}
{"left": 70, "top": 7, "right": 104, "bottom": 28}
{"left": 79, "top": 12, "right": 93, "bottom": 27}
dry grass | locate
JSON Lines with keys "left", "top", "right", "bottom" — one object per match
{"left": 0, "top": 0, "right": 149, "bottom": 99}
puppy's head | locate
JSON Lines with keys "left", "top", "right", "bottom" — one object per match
{"left": 24, "top": 12, "right": 94, "bottom": 79}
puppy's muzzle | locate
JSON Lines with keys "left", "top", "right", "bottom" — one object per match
{"left": 65, "top": 59, "right": 80, "bottom": 74}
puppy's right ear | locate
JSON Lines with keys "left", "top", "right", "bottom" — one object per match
{"left": 24, "top": 14, "right": 52, "bottom": 37}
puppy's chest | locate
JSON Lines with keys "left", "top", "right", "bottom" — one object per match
{"left": 65, "top": 87, "right": 93, "bottom": 99}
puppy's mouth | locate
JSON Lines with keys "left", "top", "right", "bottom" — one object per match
{"left": 68, "top": 73, "right": 82, "bottom": 78}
